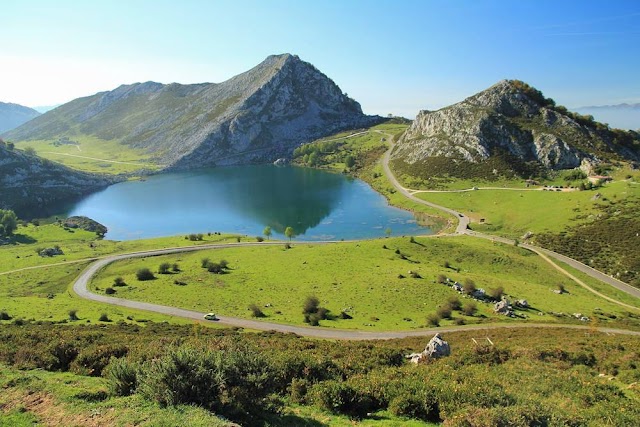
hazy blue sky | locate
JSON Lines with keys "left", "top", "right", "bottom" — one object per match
{"left": 2, "top": 0, "right": 639, "bottom": 117}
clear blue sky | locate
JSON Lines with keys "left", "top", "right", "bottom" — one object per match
{"left": 2, "top": 0, "right": 639, "bottom": 117}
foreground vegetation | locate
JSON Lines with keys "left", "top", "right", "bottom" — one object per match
{"left": 1, "top": 323, "right": 639, "bottom": 426}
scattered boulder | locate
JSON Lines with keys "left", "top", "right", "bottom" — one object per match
{"left": 515, "top": 299, "right": 529, "bottom": 308}
{"left": 39, "top": 246, "right": 64, "bottom": 257}
{"left": 407, "top": 333, "right": 451, "bottom": 363}
{"left": 494, "top": 299, "right": 513, "bottom": 316}
{"left": 273, "top": 158, "right": 289, "bottom": 166}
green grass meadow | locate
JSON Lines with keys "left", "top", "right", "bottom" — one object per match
{"left": 88, "top": 236, "right": 639, "bottom": 330}
{"left": 415, "top": 178, "right": 640, "bottom": 238}
{"left": 17, "top": 136, "right": 160, "bottom": 174}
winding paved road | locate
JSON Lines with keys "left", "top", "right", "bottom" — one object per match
{"left": 72, "top": 244, "right": 640, "bottom": 339}
{"left": 381, "top": 132, "right": 640, "bottom": 301}
{"left": 68, "top": 133, "right": 640, "bottom": 340}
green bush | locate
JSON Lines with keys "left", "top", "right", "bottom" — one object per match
{"left": 248, "top": 304, "right": 266, "bottom": 318}
{"left": 138, "top": 345, "right": 276, "bottom": 421}
{"left": 309, "top": 380, "right": 376, "bottom": 418}
{"left": 136, "top": 268, "right": 155, "bottom": 281}
{"left": 388, "top": 387, "right": 440, "bottom": 422}
{"left": 113, "top": 277, "right": 126, "bottom": 287}
{"left": 158, "top": 262, "right": 171, "bottom": 274}
{"left": 427, "top": 313, "right": 440, "bottom": 327}
{"left": 72, "top": 344, "right": 128, "bottom": 376}
{"left": 104, "top": 356, "right": 139, "bottom": 396}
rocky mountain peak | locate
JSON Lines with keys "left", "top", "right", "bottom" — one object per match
{"left": 393, "top": 80, "right": 640, "bottom": 176}
{"left": 461, "top": 79, "right": 550, "bottom": 118}
{"left": 6, "top": 54, "right": 378, "bottom": 169}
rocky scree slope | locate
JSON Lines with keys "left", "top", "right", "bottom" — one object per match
{"left": 0, "top": 141, "right": 114, "bottom": 215}
{"left": 392, "top": 80, "right": 640, "bottom": 176}
{"left": 0, "top": 102, "right": 40, "bottom": 133}
{"left": 5, "top": 54, "right": 378, "bottom": 169}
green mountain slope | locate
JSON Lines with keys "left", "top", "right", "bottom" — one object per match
{"left": 5, "top": 54, "right": 378, "bottom": 169}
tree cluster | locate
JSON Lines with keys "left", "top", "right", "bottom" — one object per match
{"left": 0, "top": 209, "right": 18, "bottom": 238}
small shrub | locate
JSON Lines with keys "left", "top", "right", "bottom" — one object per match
{"left": 68, "top": 309, "right": 79, "bottom": 321}
{"left": 488, "top": 286, "right": 505, "bottom": 301}
{"left": 136, "top": 268, "right": 155, "bottom": 281}
{"left": 309, "top": 380, "right": 376, "bottom": 418}
{"left": 249, "top": 304, "right": 266, "bottom": 318}
{"left": 201, "top": 258, "right": 210, "bottom": 268}
{"left": 436, "top": 305, "right": 452, "bottom": 319}
{"left": 207, "top": 262, "right": 223, "bottom": 274}
{"left": 455, "top": 318, "right": 466, "bottom": 325}
{"left": 437, "top": 274, "right": 447, "bottom": 284}
{"left": 290, "top": 378, "right": 309, "bottom": 404}
{"left": 72, "top": 344, "right": 127, "bottom": 376}
{"left": 256, "top": 236, "right": 264, "bottom": 242}
{"left": 0, "top": 310, "right": 11, "bottom": 320}
{"left": 171, "top": 263, "right": 180, "bottom": 272}
{"left": 339, "top": 311, "right": 353, "bottom": 319}
{"left": 99, "top": 313, "right": 111, "bottom": 322}
{"left": 113, "top": 277, "right": 126, "bottom": 287}
{"left": 104, "top": 357, "right": 138, "bottom": 396}
{"left": 447, "top": 296, "right": 462, "bottom": 311}
{"left": 158, "top": 262, "right": 171, "bottom": 274}
{"left": 427, "top": 313, "right": 441, "bottom": 327}
{"left": 463, "top": 279, "right": 476, "bottom": 295}
{"left": 105, "top": 287, "right": 116, "bottom": 295}
{"left": 463, "top": 301, "right": 477, "bottom": 316}
{"left": 443, "top": 260, "right": 451, "bottom": 269}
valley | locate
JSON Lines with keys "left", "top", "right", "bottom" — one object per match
{"left": 2, "top": 50, "right": 640, "bottom": 426}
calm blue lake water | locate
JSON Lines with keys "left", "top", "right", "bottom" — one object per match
{"left": 65, "top": 165, "right": 430, "bottom": 241}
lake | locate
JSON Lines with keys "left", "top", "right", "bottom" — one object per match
{"left": 64, "top": 165, "right": 430, "bottom": 241}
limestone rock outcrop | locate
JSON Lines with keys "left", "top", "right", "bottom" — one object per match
{"left": 392, "top": 80, "right": 640, "bottom": 174}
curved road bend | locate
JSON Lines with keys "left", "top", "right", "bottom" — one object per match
{"left": 380, "top": 134, "right": 640, "bottom": 301}
{"left": 72, "top": 247, "right": 640, "bottom": 339}
{"left": 70, "top": 135, "right": 639, "bottom": 338}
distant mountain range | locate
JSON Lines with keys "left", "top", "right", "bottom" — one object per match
{"left": 0, "top": 102, "right": 40, "bottom": 133}
{"left": 392, "top": 80, "right": 640, "bottom": 179}
{"left": 5, "top": 54, "right": 379, "bottom": 169}
{"left": 33, "top": 104, "right": 61, "bottom": 114}
{"left": 573, "top": 103, "right": 639, "bottom": 131}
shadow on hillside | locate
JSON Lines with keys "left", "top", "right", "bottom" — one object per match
{"left": 9, "top": 234, "right": 37, "bottom": 244}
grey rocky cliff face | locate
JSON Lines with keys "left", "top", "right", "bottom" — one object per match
{"left": 171, "top": 54, "right": 375, "bottom": 169}
{"left": 393, "top": 80, "right": 639, "bottom": 170}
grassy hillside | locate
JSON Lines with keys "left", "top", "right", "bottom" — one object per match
{"left": 293, "top": 121, "right": 451, "bottom": 231}
{"left": 88, "top": 236, "right": 640, "bottom": 330}
{"left": 1, "top": 324, "right": 639, "bottom": 426}
{"left": 16, "top": 135, "right": 159, "bottom": 174}
{"left": 412, "top": 171, "right": 640, "bottom": 287}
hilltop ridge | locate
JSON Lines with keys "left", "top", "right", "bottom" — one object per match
{"left": 392, "top": 79, "right": 640, "bottom": 178}
{"left": 6, "top": 54, "right": 379, "bottom": 169}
